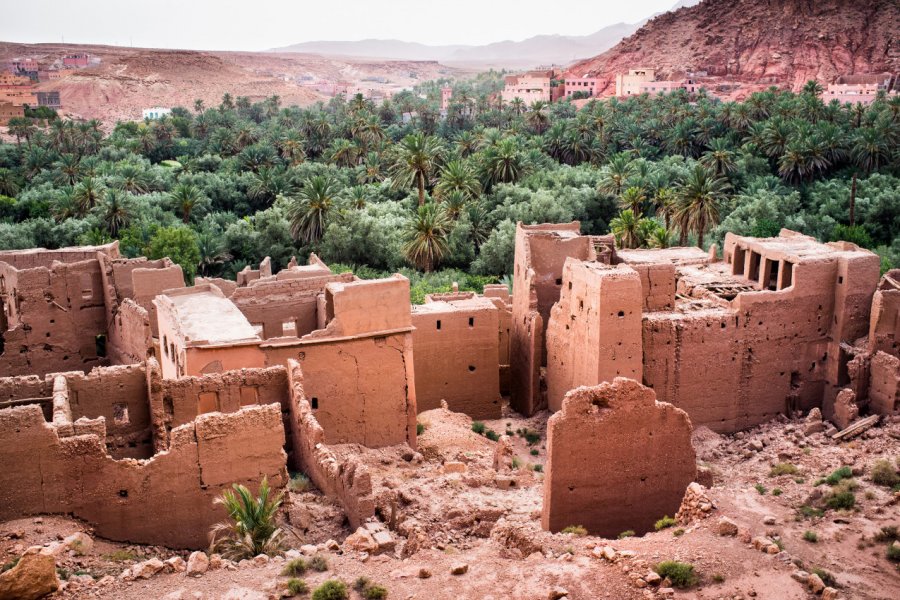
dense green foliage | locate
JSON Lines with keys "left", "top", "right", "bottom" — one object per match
{"left": 1, "top": 78, "right": 898, "bottom": 297}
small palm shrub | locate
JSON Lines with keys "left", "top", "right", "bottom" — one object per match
{"left": 471, "top": 421, "right": 486, "bottom": 434}
{"left": 210, "top": 477, "right": 285, "bottom": 560}
{"left": 282, "top": 558, "right": 307, "bottom": 576}
{"left": 871, "top": 459, "right": 900, "bottom": 487}
{"left": 803, "top": 530, "right": 818, "bottom": 543}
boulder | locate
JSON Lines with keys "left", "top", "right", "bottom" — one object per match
{"left": 0, "top": 547, "right": 59, "bottom": 600}
{"left": 716, "top": 517, "right": 739, "bottom": 536}
{"left": 344, "top": 528, "right": 378, "bottom": 554}
{"left": 450, "top": 562, "right": 469, "bottom": 575}
{"left": 132, "top": 558, "right": 165, "bottom": 579}
{"left": 186, "top": 551, "right": 209, "bottom": 577}
{"left": 165, "top": 556, "right": 186, "bottom": 573}
{"left": 62, "top": 532, "right": 93, "bottom": 556}
{"left": 808, "top": 573, "right": 825, "bottom": 594}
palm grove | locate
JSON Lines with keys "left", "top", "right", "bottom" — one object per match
{"left": 1, "top": 75, "right": 898, "bottom": 300}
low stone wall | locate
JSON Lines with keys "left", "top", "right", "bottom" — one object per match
{"left": 0, "top": 403, "right": 287, "bottom": 549}
{"left": 287, "top": 359, "right": 375, "bottom": 529}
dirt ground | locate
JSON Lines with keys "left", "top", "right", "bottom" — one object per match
{"left": 2, "top": 404, "right": 898, "bottom": 600}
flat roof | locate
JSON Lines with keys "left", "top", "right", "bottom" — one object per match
{"left": 166, "top": 289, "right": 260, "bottom": 346}
{"left": 616, "top": 246, "right": 709, "bottom": 265}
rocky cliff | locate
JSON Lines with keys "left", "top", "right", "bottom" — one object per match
{"left": 568, "top": 0, "right": 899, "bottom": 94}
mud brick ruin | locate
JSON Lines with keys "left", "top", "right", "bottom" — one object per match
{"left": 1, "top": 222, "right": 898, "bottom": 548}
{"left": 542, "top": 378, "right": 695, "bottom": 537}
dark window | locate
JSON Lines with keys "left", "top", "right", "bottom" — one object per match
{"left": 311, "top": 397, "right": 319, "bottom": 409}
{"left": 468, "top": 317, "right": 474, "bottom": 327}
{"left": 437, "top": 320, "right": 442, "bottom": 330}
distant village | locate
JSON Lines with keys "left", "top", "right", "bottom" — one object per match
{"left": 1, "top": 47, "right": 898, "bottom": 127}
{"left": 0, "top": 51, "right": 97, "bottom": 124}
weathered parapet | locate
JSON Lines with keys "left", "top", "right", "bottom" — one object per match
{"left": 411, "top": 295, "right": 501, "bottom": 419}
{"left": 484, "top": 284, "right": 513, "bottom": 395}
{"left": 107, "top": 298, "right": 152, "bottom": 366}
{"left": 541, "top": 378, "right": 695, "bottom": 537}
{"left": 0, "top": 402, "right": 287, "bottom": 549}
{"left": 545, "top": 259, "right": 643, "bottom": 412}
{"left": 510, "top": 222, "right": 594, "bottom": 415}
{"left": 869, "top": 351, "right": 899, "bottom": 416}
{"left": 286, "top": 360, "right": 375, "bottom": 529}
{"left": 867, "top": 270, "right": 900, "bottom": 355}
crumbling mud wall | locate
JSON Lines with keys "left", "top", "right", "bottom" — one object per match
{"left": 286, "top": 360, "right": 375, "bottom": 529}
{"left": 412, "top": 294, "right": 501, "bottom": 419}
{"left": 867, "top": 270, "right": 899, "bottom": 355}
{"left": 869, "top": 351, "right": 899, "bottom": 415}
{"left": 107, "top": 299, "right": 152, "bottom": 366}
{"left": 263, "top": 275, "right": 418, "bottom": 448}
{"left": 541, "top": 379, "right": 695, "bottom": 537}
{"left": 0, "top": 403, "right": 287, "bottom": 549}
{"left": 545, "top": 259, "right": 642, "bottom": 412}
{"left": 510, "top": 222, "right": 595, "bottom": 415}
{"left": 483, "top": 284, "right": 513, "bottom": 394}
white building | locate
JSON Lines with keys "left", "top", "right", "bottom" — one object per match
{"left": 142, "top": 107, "right": 172, "bottom": 120}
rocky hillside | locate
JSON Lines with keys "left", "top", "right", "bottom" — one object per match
{"left": 568, "top": 0, "right": 900, "bottom": 94}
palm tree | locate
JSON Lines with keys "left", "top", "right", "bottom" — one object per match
{"left": 851, "top": 127, "right": 891, "bottom": 173}
{"left": 328, "top": 138, "right": 360, "bottom": 168}
{"left": 7, "top": 117, "right": 35, "bottom": 146}
{"left": 442, "top": 190, "right": 468, "bottom": 220}
{"left": 101, "top": 190, "right": 132, "bottom": 237}
{"left": 193, "top": 99, "right": 205, "bottom": 113}
{"left": 674, "top": 166, "right": 730, "bottom": 248}
{"left": 481, "top": 138, "right": 529, "bottom": 188}
{"left": 72, "top": 177, "right": 104, "bottom": 216}
{"left": 197, "top": 230, "right": 231, "bottom": 276}
{"left": 526, "top": 101, "right": 550, "bottom": 134}
{"left": 434, "top": 159, "right": 481, "bottom": 202}
{"left": 509, "top": 98, "right": 525, "bottom": 116}
{"left": 403, "top": 202, "right": 451, "bottom": 272}
{"left": 618, "top": 186, "right": 647, "bottom": 215}
{"left": 389, "top": 133, "right": 445, "bottom": 206}
{"left": 169, "top": 182, "right": 206, "bottom": 224}
{"left": 0, "top": 168, "right": 21, "bottom": 197}
{"left": 610, "top": 209, "right": 642, "bottom": 249}
{"left": 778, "top": 138, "right": 829, "bottom": 183}
{"left": 802, "top": 80, "right": 824, "bottom": 97}
{"left": 345, "top": 185, "right": 369, "bottom": 210}
{"left": 284, "top": 174, "right": 341, "bottom": 244}
{"left": 210, "top": 477, "right": 284, "bottom": 561}
{"left": 597, "top": 153, "right": 635, "bottom": 197}
{"left": 700, "top": 138, "right": 738, "bottom": 177}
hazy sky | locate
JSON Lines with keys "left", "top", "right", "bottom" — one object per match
{"left": 1, "top": 0, "right": 683, "bottom": 50}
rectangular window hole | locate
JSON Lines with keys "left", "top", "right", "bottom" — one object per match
{"left": 311, "top": 397, "right": 319, "bottom": 409}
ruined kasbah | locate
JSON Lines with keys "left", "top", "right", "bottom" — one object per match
{"left": 0, "top": 223, "right": 898, "bottom": 599}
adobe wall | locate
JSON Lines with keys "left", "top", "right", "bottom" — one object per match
{"left": 869, "top": 351, "right": 899, "bottom": 416}
{"left": 541, "top": 378, "right": 695, "bottom": 537}
{"left": 545, "top": 260, "right": 643, "bottom": 412}
{"left": 286, "top": 360, "right": 375, "bottom": 529}
{"left": 107, "top": 299, "right": 152, "bottom": 366}
{"left": 130, "top": 264, "right": 185, "bottom": 336}
{"left": 484, "top": 284, "right": 513, "bottom": 394}
{"left": 265, "top": 333, "right": 416, "bottom": 447}
{"left": 231, "top": 272, "right": 354, "bottom": 339}
{"left": 411, "top": 296, "right": 501, "bottom": 419}
{"left": 867, "top": 271, "right": 900, "bottom": 355}
{"left": 0, "top": 257, "right": 107, "bottom": 376}
{"left": 0, "top": 403, "right": 287, "bottom": 549}
{"left": 510, "top": 222, "right": 594, "bottom": 415}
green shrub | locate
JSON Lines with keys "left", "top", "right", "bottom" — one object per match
{"left": 312, "top": 580, "right": 348, "bottom": 600}
{"left": 803, "top": 530, "right": 818, "bottom": 543}
{"left": 485, "top": 429, "right": 500, "bottom": 441}
{"left": 524, "top": 430, "right": 541, "bottom": 445}
{"left": 1, "top": 558, "right": 19, "bottom": 573}
{"left": 511, "top": 457, "right": 521, "bottom": 470}
{"left": 673, "top": 529, "right": 685, "bottom": 537}
{"left": 308, "top": 555, "right": 328, "bottom": 572}
{"left": 824, "top": 491, "right": 855, "bottom": 510}
{"left": 887, "top": 544, "right": 900, "bottom": 563}
{"left": 654, "top": 516, "right": 677, "bottom": 531}
{"left": 772, "top": 488, "right": 783, "bottom": 496}
{"left": 363, "top": 584, "right": 388, "bottom": 599}
{"left": 353, "top": 577, "right": 371, "bottom": 592}
{"left": 289, "top": 473, "right": 311, "bottom": 493}
{"left": 712, "top": 573, "right": 725, "bottom": 583}
{"left": 471, "top": 421, "right": 486, "bottom": 434}
{"left": 825, "top": 466, "right": 853, "bottom": 486}
{"left": 416, "top": 422, "right": 425, "bottom": 436}
{"left": 561, "top": 525, "right": 587, "bottom": 536}
{"left": 754, "top": 484, "right": 767, "bottom": 495}
{"left": 798, "top": 505, "right": 824, "bottom": 519}
{"left": 875, "top": 526, "right": 898, "bottom": 542}
{"left": 530, "top": 449, "right": 539, "bottom": 456}
{"left": 282, "top": 558, "right": 308, "bottom": 576}
{"left": 287, "top": 578, "right": 309, "bottom": 596}
{"left": 618, "top": 530, "right": 635, "bottom": 539}
{"left": 769, "top": 463, "right": 798, "bottom": 477}
{"left": 871, "top": 459, "right": 900, "bottom": 487}
{"left": 811, "top": 568, "right": 836, "bottom": 588}
{"left": 655, "top": 561, "right": 697, "bottom": 588}
{"left": 532, "top": 464, "right": 543, "bottom": 473}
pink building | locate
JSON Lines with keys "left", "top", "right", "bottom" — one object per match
{"left": 501, "top": 70, "right": 552, "bottom": 106}
{"left": 821, "top": 73, "right": 895, "bottom": 106}
{"left": 615, "top": 69, "right": 699, "bottom": 96}
{"left": 563, "top": 76, "right": 601, "bottom": 99}
{"left": 63, "top": 53, "right": 90, "bottom": 68}
{"left": 10, "top": 58, "right": 39, "bottom": 73}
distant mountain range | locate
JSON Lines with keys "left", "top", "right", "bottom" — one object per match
{"left": 271, "top": 0, "right": 702, "bottom": 68}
